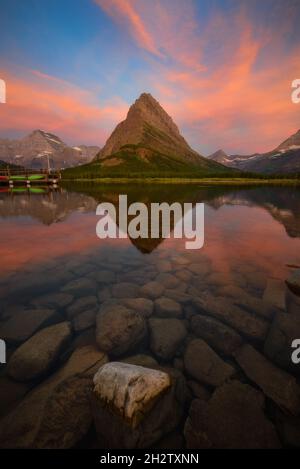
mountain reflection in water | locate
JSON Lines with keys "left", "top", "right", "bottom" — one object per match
{"left": 1, "top": 183, "right": 300, "bottom": 448}
{"left": 0, "top": 182, "right": 300, "bottom": 298}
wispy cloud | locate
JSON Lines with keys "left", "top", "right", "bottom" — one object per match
{"left": 1, "top": 0, "right": 299, "bottom": 154}
{"left": 94, "top": 0, "right": 164, "bottom": 58}
{"left": 95, "top": 0, "right": 300, "bottom": 154}
{"left": 0, "top": 67, "right": 128, "bottom": 145}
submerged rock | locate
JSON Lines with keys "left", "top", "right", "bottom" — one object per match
{"left": 188, "top": 263, "right": 210, "bottom": 276}
{"left": 218, "top": 285, "right": 276, "bottom": 319}
{"left": 191, "top": 314, "right": 242, "bottom": 356}
{"left": 172, "top": 255, "right": 190, "bottom": 266}
{"left": 149, "top": 318, "right": 187, "bottom": 361}
{"left": 93, "top": 270, "right": 116, "bottom": 285}
{"left": 0, "top": 308, "right": 61, "bottom": 344}
{"left": 96, "top": 304, "right": 146, "bottom": 356}
{"left": 156, "top": 261, "right": 173, "bottom": 273}
{"left": 121, "top": 354, "right": 158, "bottom": 368}
{"left": 184, "top": 339, "right": 235, "bottom": 387}
{"left": 7, "top": 322, "right": 72, "bottom": 382}
{"left": 0, "top": 377, "right": 31, "bottom": 418}
{"left": 187, "top": 381, "right": 211, "bottom": 401}
{"left": 121, "top": 298, "right": 154, "bottom": 317}
{"left": 184, "top": 381, "right": 280, "bottom": 448}
{"left": 235, "top": 344, "right": 300, "bottom": 415}
{"left": 72, "top": 310, "right": 96, "bottom": 332}
{"left": 66, "top": 296, "right": 98, "bottom": 319}
{"left": 275, "top": 409, "right": 300, "bottom": 448}
{"left": 175, "top": 270, "right": 192, "bottom": 283}
{"left": 154, "top": 297, "right": 182, "bottom": 318}
{"left": 112, "top": 282, "right": 140, "bottom": 299}
{"left": 206, "top": 272, "right": 228, "bottom": 287}
{"left": 263, "top": 279, "right": 286, "bottom": 311}
{"left": 286, "top": 288, "right": 300, "bottom": 316}
{"left": 97, "top": 286, "right": 112, "bottom": 303}
{"left": 192, "top": 296, "right": 269, "bottom": 341}
{"left": 30, "top": 293, "right": 73, "bottom": 310}
{"left": 164, "top": 289, "right": 193, "bottom": 304}
{"left": 286, "top": 269, "right": 300, "bottom": 296}
{"left": 0, "top": 346, "right": 108, "bottom": 448}
{"left": 155, "top": 273, "right": 179, "bottom": 289}
{"left": 140, "top": 281, "right": 165, "bottom": 299}
{"left": 91, "top": 362, "right": 182, "bottom": 448}
{"left": 61, "top": 278, "right": 97, "bottom": 297}
{"left": 243, "top": 271, "right": 267, "bottom": 291}
{"left": 13, "top": 271, "right": 73, "bottom": 300}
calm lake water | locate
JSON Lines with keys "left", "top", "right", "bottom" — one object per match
{"left": 0, "top": 183, "right": 300, "bottom": 448}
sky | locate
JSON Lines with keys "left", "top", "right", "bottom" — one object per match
{"left": 0, "top": 0, "right": 299, "bottom": 155}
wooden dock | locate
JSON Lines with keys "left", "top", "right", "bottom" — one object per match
{"left": 0, "top": 168, "right": 61, "bottom": 186}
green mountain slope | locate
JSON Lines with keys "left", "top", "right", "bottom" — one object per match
{"left": 63, "top": 143, "right": 231, "bottom": 179}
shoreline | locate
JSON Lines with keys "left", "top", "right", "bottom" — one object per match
{"left": 61, "top": 177, "right": 300, "bottom": 185}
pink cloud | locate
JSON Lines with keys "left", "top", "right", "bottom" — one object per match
{"left": 94, "top": 0, "right": 164, "bottom": 58}
{"left": 95, "top": 0, "right": 205, "bottom": 70}
{"left": 95, "top": 0, "right": 300, "bottom": 154}
{"left": 0, "top": 67, "right": 128, "bottom": 145}
{"left": 1, "top": 1, "right": 299, "bottom": 154}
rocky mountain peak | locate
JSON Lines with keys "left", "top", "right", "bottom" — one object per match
{"left": 126, "top": 92, "right": 181, "bottom": 138}
{"left": 96, "top": 92, "right": 200, "bottom": 163}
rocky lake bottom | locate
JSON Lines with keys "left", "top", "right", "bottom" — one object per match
{"left": 0, "top": 183, "right": 300, "bottom": 448}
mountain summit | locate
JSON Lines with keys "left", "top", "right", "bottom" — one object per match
{"left": 96, "top": 93, "right": 201, "bottom": 164}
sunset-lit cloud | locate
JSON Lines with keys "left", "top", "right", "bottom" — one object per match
{"left": 1, "top": 0, "right": 299, "bottom": 153}
{"left": 94, "top": 0, "right": 164, "bottom": 58}
{"left": 0, "top": 67, "right": 128, "bottom": 145}
{"left": 95, "top": 0, "right": 205, "bottom": 70}
{"left": 95, "top": 0, "right": 300, "bottom": 154}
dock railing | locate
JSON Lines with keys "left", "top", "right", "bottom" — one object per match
{"left": 0, "top": 167, "right": 61, "bottom": 183}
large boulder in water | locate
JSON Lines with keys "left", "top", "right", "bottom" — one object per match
{"left": 91, "top": 362, "right": 183, "bottom": 448}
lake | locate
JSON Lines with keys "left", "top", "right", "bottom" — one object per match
{"left": 0, "top": 183, "right": 300, "bottom": 448}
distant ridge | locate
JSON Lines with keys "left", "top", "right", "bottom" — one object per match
{"left": 208, "top": 129, "right": 300, "bottom": 174}
{"left": 0, "top": 130, "right": 100, "bottom": 169}
{"left": 208, "top": 149, "right": 230, "bottom": 165}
